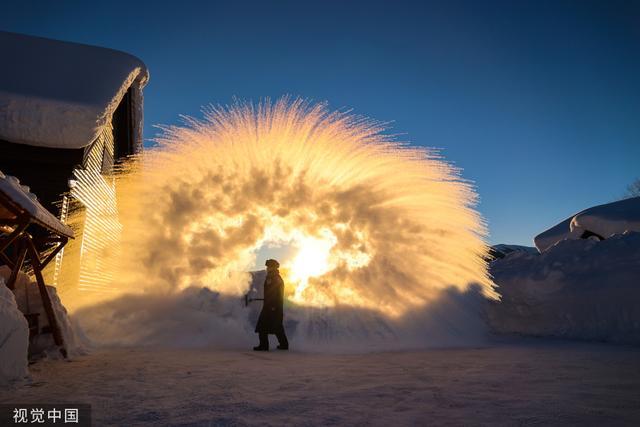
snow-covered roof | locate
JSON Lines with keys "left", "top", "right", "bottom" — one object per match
{"left": 0, "top": 31, "right": 149, "bottom": 149}
{"left": 534, "top": 197, "right": 640, "bottom": 252}
{"left": 0, "top": 170, "right": 73, "bottom": 237}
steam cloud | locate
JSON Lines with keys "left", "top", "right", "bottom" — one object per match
{"left": 70, "top": 98, "right": 496, "bottom": 350}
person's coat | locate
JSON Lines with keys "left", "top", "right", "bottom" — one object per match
{"left": 255, "top": 271, "right": 285, "bottom": 334}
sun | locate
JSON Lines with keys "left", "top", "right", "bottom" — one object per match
{"left": 287, "top": 231, "right": 337, "bottom": 297}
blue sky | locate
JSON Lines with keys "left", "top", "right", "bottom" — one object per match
{"left": 2, "top": 0, "right": 638, "bottom": 245}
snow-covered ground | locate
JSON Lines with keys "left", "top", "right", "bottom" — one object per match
{"left": 0, "top": 340, "right": 638, "bottom": 426}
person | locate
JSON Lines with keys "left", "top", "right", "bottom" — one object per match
{"left": 254, "top": 259, "right": 289, "bottom": 351}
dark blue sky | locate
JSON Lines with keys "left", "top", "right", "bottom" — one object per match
{"left": 2, "top": 0, "right": 639, "bottom": 245}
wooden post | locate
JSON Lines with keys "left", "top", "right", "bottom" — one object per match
{"left": 26, "top": 237, "right": 67, "bottom": 358}
{"left": 6, "top": 241, "right": 27, "bottom": 290}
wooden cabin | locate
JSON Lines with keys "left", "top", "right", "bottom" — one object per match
{"left": 0, "top": 31, "right": 149, "bottom": 297}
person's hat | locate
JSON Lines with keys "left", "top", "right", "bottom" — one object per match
{"left": 265, "top": 259, "right": 280, "bottom": 268}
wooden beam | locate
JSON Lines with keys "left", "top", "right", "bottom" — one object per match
{"left": 0, "top": 218, "right": 29, "bottom": 253}
{"left": 40, "top": 237, "right": 68, "bottom": 270}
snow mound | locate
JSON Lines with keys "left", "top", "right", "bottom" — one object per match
{"left": 45, "top": 285, "right": 91, "bottom": 358}
{"left": 0, "top": 278, "right": 29, "bottom": 384}
{"left": 535, "top": 197, "right": 640, "bottom": 252}
{"left": 572, "top": 196, "right": 640, "bottom": 239}
{"left": 0, "top": 266, "right": 89, "bottom": 359}
{"left": 488, "top": 231, "right": 640, "bottom": 344}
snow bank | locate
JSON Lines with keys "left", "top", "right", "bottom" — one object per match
{"left": 534, "top": 197, "right": 640, "bottom": 252}
{"left": 0, "top": 278, "right": 29, "bottom": 384}
{"left": 0, "top": 267, "right": 88, "bottom": 359}
{"left": 0, "top": 31, "right": 148, "bottom": 149}
{"left": 45, "top": 285, "right": 90, "bottom": 358}
{"left": 488, "top": 231, "right": 640, "bottom": 344}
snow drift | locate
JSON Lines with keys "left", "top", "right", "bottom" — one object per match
{"left": 534, "top": 197, "right": 640, "bottom": 253}
{"left": 0, "top": 267, "right": 88, "bottom": 360}
{"left": 12, "top": 280, "right": 89, "bottom": 359}
{"left": 488, "top": 231, "right": 640, "bottom": 344}
{"left": 0, "top": 278, "right": 29, "bottom": 384}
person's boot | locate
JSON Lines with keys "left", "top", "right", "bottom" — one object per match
{"left": 276, "top": 330, "right": 289, "bottom": 350}
{"left": 253, "top": 333, "right": 269, "bottom": 351}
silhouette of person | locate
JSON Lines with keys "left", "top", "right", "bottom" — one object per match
{"left": 254, "top": 259, "right": 289, "bottom": 351}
